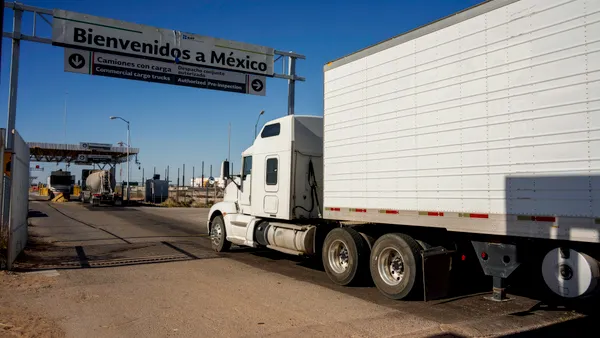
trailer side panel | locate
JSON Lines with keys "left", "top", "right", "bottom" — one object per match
{"left": 323, "top": 0, "right": 600, "bottom": 243}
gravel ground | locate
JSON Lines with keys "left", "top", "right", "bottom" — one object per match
{"left": 0, "top": 201, "right": 595, "bottom": 338}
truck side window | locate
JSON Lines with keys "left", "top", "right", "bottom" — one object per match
{"left": 266, "top": 158, "right": 278, "bottom": 185}
{"left": 261, "top": 123, "right": 280, "bottom": 138}
{"left": 242, "top": 156, "right": 252, "bottom": 180}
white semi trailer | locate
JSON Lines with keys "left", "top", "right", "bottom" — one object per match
{"left": 207, "top": 0, "right": 600, "bottom": 301}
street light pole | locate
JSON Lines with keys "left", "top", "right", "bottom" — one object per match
{"left": 126, "top": 121, "right": 130, "bottom": 200}
{"left": 110, "top": 116, "right": 131, "bottom": 201}
{"left": 254, "top": 110, "right": 264, "bottom": 139}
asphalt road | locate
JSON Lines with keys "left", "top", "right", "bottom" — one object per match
{"left": 11, "top": 201, "right": 597, "bottom": 338}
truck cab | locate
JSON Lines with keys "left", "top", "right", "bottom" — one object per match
{"left": 207, "top": 115, "right": 323, "bottom": 249}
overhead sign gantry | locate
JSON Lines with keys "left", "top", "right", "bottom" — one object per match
{"left": 2, "top": 1, "right": 304, "bottom": 214}
{"left": 2, "top": 3, "right": 304, "bottom": 150}
{"left": 28, "top": 142, "right": 139, "bottom": 168}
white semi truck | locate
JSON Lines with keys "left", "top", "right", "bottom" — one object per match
{"left": 207, "top": 0, "right": 600, "bottom": 301}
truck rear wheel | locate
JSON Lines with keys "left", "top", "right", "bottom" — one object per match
{"left": 322, "top": 227, "right": 369, "bottom": 286}
{"left": 210, "top": 215, "right": 231, "bottom": 252}
{"left": 370, "top": 233, "right": 423, "bottom": 300}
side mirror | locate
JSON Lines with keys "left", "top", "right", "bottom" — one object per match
{"left": 221, "top": 160, "right": 230, "bottom": 180}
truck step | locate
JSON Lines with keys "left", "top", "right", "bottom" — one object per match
{"left": 266, "top": 245, "right": 304, "bottom": 256}
{"left": 268, "top": 222, "right": 311, "bottom": 231}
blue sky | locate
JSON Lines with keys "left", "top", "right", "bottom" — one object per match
{"left": 2, "top": 0, "right": 483, "bottom": 184}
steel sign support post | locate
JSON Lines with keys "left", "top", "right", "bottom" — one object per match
{"left": 5, "top": 6, "right": 22, "bottom": 150}
{"left": 273, "top": 50, "right": 305, "bottom": 116}
{"left": 287, "top": 55, "right": 297, "bottom": 116}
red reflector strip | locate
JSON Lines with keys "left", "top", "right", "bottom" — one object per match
{"left": 326, "top": 207, "right": 340, "bottom": 212}
{"left": 517, "top": 215, "right": 556, "bottom": 222}
{"left": 378, "top": 209, "right": 399, "bottom": 214}
{"left": 420, "top": 211, "right": 444, "bottom": 216}
{"left": 350, "top": 208, "right": 367, "bottom": 213}
{"left": 459, "top": 213, "right": 489, "bottom": 219}
{"left": 533, "top": 216, "right": 556, "bottom": 222}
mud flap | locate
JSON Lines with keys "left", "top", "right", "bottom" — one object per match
{"left": 421, "top": 246, "right": 455, "bottom": 301}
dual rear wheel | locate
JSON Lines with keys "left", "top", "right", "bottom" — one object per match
{"left": 322, "top": 228, "right": 424, "bottom": 300}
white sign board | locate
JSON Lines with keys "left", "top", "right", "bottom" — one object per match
{"left": 76, "top": 154, "right": 113, "bottom": 162}
{"left": 87, "top": 154, "right": 113, "bottom": 160}
{"left": 80, "top": 142, "right": 112, "bottom": 150}
{"left": 52, "top": 9, "right": 275, "bottom": 76}
{"left": 65, "top": 48, "right": 266, "bottom": 96}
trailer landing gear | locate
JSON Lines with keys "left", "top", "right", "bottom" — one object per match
{"left": 471, "top": 241, "right": 521, "bottom": 301}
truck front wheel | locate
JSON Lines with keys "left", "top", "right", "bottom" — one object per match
{"left": 370, "top": 233, "right": 423, "bottom": 300}
{"left": 322, "top": 227, "right": 369, "bottom": 286}
{"left": 210, "top": 215, "right": 231, "bottom": 252}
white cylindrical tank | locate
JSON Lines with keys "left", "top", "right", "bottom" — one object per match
{"left": 85, "top": 170, "right": 116, "bottom": 194}
{"left": 542, "top": 248, "right": 600, "bottom": 298}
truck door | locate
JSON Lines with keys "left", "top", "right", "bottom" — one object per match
{"left": 241, "top": 155, "right": 252, "bottom": 207}
{"left": 263, "top": 155, "right": 279, "bottom": 215}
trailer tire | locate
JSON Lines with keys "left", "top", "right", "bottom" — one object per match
{"left": 322, "top": 227, "right": 369, "bottom": 286}
{"left": 210, "top": 215, "right": 231, "bottom": 252}
{"left": 370, "top": 233, "right": 423, "bottom": 300}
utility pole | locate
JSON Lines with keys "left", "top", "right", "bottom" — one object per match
{"left": 177, "top": 167, "right": 180, "bottom": 201}
{"left": 182, "top": 164, "right": 186, "bottom": 203}
{"left": 202, "top": 161, "right": 207, "bottom": 205}
{"left": 192, "top": 166, "right": 196, "bottom": 201}
{"left": 63, "top": 90, "right": 67, "bottom": 170}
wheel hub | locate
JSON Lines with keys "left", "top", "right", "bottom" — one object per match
{"left": 211, "top": 223, "right": 222, "bottom": 246}
{"left": 328, "top": 240, "right": 350, "bottom": 274}
{"left": 378, "top": 247, "right": 405, "bottom": 286}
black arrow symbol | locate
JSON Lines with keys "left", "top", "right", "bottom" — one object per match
{"left": 68, "top": 53, "right": 85, "bottom": 69}
{"left": 251, "top": 79, "right": 263, "bottom": 92}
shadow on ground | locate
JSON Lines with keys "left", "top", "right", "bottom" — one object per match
{"left": 13, "top": 234, "right": 222, "bottom": 271}
{"left": 28, "top": 210, "right": 48, "bottom": 218}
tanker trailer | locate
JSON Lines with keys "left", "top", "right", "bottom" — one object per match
{"left": 80, "top": 169, "right": 122, "bottom": 206}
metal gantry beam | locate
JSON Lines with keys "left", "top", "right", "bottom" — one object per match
{"left": 3, "top": 2, "right": 54, "bottom": 150}
{"left": 3, "top": 2, "right": 306, "bottom": 124}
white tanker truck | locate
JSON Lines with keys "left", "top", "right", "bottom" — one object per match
{"left": 79, "top": 169, "right": 122, "bottom": 206}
